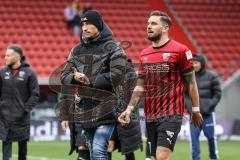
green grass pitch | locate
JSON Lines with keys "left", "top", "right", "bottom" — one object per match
{"left": 0, "top": 140, "right": 239, "bottom": 160}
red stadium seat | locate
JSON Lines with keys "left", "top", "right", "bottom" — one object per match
{"left": 167, "top": 0, "right": 240, "bottom": 80}
{"left": 6, "top": 0, "right": 232, "bottom": 80}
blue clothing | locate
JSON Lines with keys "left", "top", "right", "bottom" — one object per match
{"left": 186, "top": 55, "right": 221, "bottom": 160}
{"left": 83, "top": 124, "right": 115, "bottom": 160}
{"left": 190, "top": 113, "right": 219, "bottom": 160}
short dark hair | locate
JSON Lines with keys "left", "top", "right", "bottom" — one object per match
{"left": 7, "top": 45, "right": 23, "bottom": 57}
{"left": 150, "top": 11, "right": 172, "bottom": 28}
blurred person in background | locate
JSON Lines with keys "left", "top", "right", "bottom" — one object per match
{"left": 0, "top": 45, "right": 39, "bottom": 160}
{"left": 72, "top": 8, "right": 81, "bottom": 36}
{"left": 185, "top": 54, "right": 222, "bottom": 160}
{"left": 71, "top": 0, "right": 83, "bottom": 12}
{"left": 72, "top": 0, "right": 83, "bottom": 36}
{"left": 65, "top": 0, "right": 93, "bottom": 36}
{"left": 64, "top": 4, "right": 76, "bottom": 29}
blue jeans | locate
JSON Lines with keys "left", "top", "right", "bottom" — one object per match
{"left": 83, "top": 124, "right": 115, "bottom": 160}
{"left": 190, "top": 113, "right": 219, "bottom": 160}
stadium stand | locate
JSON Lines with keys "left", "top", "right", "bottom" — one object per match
{"left": 0, "top": 0, "right": 76, "bottom": 77}
{"left": 0, "top": 0, "right": 152, "bottom": 78}
{"left": 166, "top": 0, "right": 240, "bottom": 80}
{"left": 0, "top": 0, "right": 238, "bottom": 80}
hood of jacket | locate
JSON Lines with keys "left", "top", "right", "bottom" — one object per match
{"left": 20, "top": 60, "right": 30, "bottom": 68}
{"left": 193, "top": 54, "right": 206, "bottom": 75}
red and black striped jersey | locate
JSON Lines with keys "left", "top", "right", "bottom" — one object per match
{"left": 138, "top": 39, "right": 194, "bottom": 120}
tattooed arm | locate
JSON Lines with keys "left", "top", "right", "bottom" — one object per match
{"left": 185, "top": 72, "right": 199, "bottom": 109}
{"left": 185, "top": 71, "right": 203, "bottom": 127}
{"left": 118, "top": 78, "right": 145, "bottom": 125}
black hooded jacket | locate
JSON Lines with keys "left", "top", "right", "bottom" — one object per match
{"left": 60, "top": 22, "right": 142, "bottom": 154}
{"left": 0, "top": 61, "right": 39, "bottom": 141}
{"left": 185, "top": 55, "right": 222, "bottom": 116}
{"left": 61, "top": 23, "right": 131, "bottom": 128}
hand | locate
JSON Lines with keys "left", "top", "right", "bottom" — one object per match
{"left": 72, "top": 67, "right": 90, "bottom": 85}
{"left": 108, "top": 140, "right": 115, "bottom": 153}
{"left": 61, "top": 121, "right": 69, "bottom": 133}
{"left": 118, "top": 107, "right": 132, "bottom": 125}
{"left": 192, "top": 112, "right": 203, "bottom": 127}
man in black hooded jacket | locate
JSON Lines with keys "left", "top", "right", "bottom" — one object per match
{"left": 60, "top": 10, "right": 141, "bottom": 160}
{"left": 185, "top": 54, "right": 222, "bottom": 160}
{"left": 0, "top": 45, "right": 40, "bottom": 160}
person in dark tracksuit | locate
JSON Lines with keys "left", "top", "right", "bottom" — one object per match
{"left": 185, "top": 54, "right": 222, "bottom": 160}
{"left": 0, "top": 45, "right": 40, "bottom": 160}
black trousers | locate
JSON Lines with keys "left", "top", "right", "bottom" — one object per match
{"left": 2, "top": 140, "right": 27, "bottom": 160}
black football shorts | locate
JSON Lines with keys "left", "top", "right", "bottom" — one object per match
{"left": 146, "top": 117, "right": 182, "bottom": 156}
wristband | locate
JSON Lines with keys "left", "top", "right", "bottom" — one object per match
{"left": 127, "top": 105, "right": 134, "bottom": 111}
{"left": 192, "top": 107, "right": 200, "bottom": 112}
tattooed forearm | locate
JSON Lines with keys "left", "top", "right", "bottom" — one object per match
{"left": 185, "top": 72, "right": 200, "bottom": 108}
{"left": 128, "top": 78, "right": 145, "bottom": 107}
{"left": 185, "top": 71, "right": 196, "bottom": 84}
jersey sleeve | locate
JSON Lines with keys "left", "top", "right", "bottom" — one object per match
{"left": 179, "top": 47, "right": 194, "bottom": 76}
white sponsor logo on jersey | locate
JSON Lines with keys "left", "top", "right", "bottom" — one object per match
{"left": 143, "top": 57, "right": 148, "bottom": 62}
{"left": 163, "top": 53, "right": 171, "bottom": 61}
{"left": 185, "top": 50, "right": 193, "bottom": 60}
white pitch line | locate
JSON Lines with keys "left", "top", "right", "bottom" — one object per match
{"left": 0, "top": 153, "right": 66, "bottom": 160}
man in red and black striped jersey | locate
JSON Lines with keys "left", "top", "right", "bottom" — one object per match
{"left": 119, "top": 11, "right": 203, "bottom": 160}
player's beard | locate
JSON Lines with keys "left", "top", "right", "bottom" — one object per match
{"left": 147, "top": 31, "right": 162, "bottom": 42}
{"left": 7, "top": 62, "right": 18, "bottom": 69}
{"left": 5, "top": 60, "right": 16, "bottom": 68}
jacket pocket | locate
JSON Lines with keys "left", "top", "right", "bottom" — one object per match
{"left": 0, "top": 101, "right": 13, "bottom": 121}
{"left": 200, "top": 98, "right": 212, "bottom": 114}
